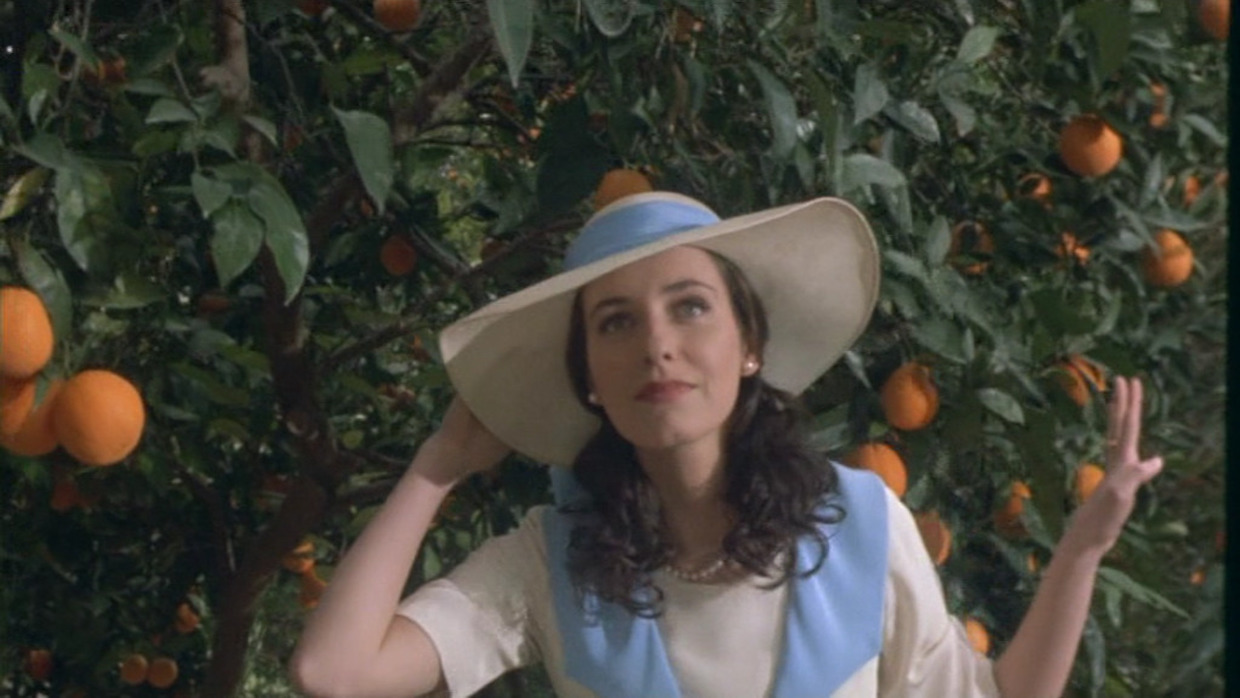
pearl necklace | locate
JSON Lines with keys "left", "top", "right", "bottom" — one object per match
{"left": 664, "top": 553, "right": 728, "bottom": 583}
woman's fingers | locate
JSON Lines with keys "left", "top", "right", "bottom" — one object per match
{"left": 1122, "top": 377, "right": 1144, "bottom": 463}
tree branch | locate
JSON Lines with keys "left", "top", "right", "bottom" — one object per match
{"left": 323, "top": 0, "right": 434, "bottom": 76}
{"left": 393, "top": 28, "right": 495, "bottom": 145}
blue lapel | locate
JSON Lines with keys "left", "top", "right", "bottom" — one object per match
{"left": 544, "top": 463, "right": 889, "bottom": 698}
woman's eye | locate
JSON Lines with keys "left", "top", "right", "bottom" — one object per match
{"left": 674, "top": 297, "right": 709, "bottom": 318}
{"left": 598, "top": 313, "right": 632, "bottom": 334}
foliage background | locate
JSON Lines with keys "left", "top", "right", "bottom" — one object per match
{"left": 0, "top": 0, "right": 1227, "bottom": 696}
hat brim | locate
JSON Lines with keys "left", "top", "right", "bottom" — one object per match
{"left": 439, "top": 195, "right": 880, "bottom": 467}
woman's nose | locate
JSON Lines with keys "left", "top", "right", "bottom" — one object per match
{"left": 642, "top": 315, "right": 675, "bottom": 365}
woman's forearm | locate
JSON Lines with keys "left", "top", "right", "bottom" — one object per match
{"left": 993, "top": 530, "right": 1105, "bottom": 698}
{"left": 289, "top": 440, "right": 463, "bottom": 691}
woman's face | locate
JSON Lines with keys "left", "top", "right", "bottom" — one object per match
{"left": 579, "top": 246, "right": 759, "bottom": 458}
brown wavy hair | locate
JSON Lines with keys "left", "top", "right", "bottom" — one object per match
{"left": 561, "top": 249, "right": 844, "bottom": 616}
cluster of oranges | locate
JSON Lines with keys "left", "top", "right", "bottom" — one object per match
{"left": 0, "top": 287, "right": 146, "bottom": 469}
{"left": 283, "top": 538, "right": 329, "bottom": 609}
{"left": 120, "top": 652, "right": 180, "bottom": 690}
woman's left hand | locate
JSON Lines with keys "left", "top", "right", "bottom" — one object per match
{"left": 1062, "top": 375, "right": 1165, "bottom": 558}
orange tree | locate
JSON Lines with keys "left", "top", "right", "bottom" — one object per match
{"left": 0, "top": 0, "right": 1225, "bottom": 695}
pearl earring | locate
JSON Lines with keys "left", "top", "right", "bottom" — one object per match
{"left": 587, "top": 392, "right": 600, "bottom": 405}
{"left": 744, "top": 359, "right": 759, "bottom": 373}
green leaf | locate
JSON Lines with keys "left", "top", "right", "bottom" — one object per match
{"left": 92, "top": 272, "right": 166, "bottom": 310}
{"left": 210, "top": 200, "right": 265, "bottom": 289}
{"left": 192, "top": 172, "right": 233, "bottom": 219}
{"left": 1182, "top": 114, "right": 1227, "bottom": 147}
{"left": 12, "top": 240, "right": 73, "bottom": 341}
{"left": 332, "top": 108, "right": 394, "bottom": 214}
{"left": 581, "top": 0, "right": 637, "bottom": 37}
{"left": 247, "top": 171, "right": 310, "bottom": 302}
{"left": 885, "top": 100, "right": 940, "bottom": 143}
{"left": 1096, "top": 566, "right": 1189, "bottom": 619}
{"left": 977, "top": 387, "right": 1025, "bottom": 424}
{"left": 956, "top": 25, "right": 1000, "bottom": 64}
{"left": 925, "top": 215, "right": 952, "bottom": 265}
{"left": 49, "top": 27, "right": 101, "bottom": 70}
{"left": 0, "top": 168, "right": 51, "bottom": 221}
{"left": 853, "top": 63, "right": 890, "bottom": 124}
{"left": 706, "top": 0, "right": 734, "bottom": 31}
{"left": 940, "top": 94, "right": 976, "bottom": 136}
{"left": 53, "top": 162, "right": 113, "bottom": 272}
{"left": 488, "top": 0, "right": 535, "bottom": 86}
{"left": 242, "top": 115, "right": 279, "bottom": 147}
{"left": 146, "top": 98, "right": 199, "bottom": 124}
{"left": 14, "top": 132, "right": 70, "bottom": 170}
{"left": 124, "top": 77, "right": 177, "bottom": 97}
{"left": 1075, "top": 0, "right": 1130, "bottom": 79}
{"left": 841, "top": 153, "right": 907, "bottom": 190}
{"left": 911, "top": 316, "right": 968, "bottom": 364}
{"left": 884, "top": 249, "right": 928, "bottom": 282}
{"left": 747, "top": 61, "right": 799, "bottom": 160}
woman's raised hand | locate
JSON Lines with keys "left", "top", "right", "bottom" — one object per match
{"left": 1064, "top": 376, "right": 1165, "bottom": 557}
{"left": 417, "top": 395, "right": 512, "bottom": 484}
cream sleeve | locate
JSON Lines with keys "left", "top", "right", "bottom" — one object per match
{"left": 395, "top": 505, "right": 551, "bottom": 698}
{"left": 878, "top": 490, "right": 1004, "bottom": 697}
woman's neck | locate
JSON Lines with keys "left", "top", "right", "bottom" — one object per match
{"left": 638, "top": 439, "right": 732, "bottom": 562}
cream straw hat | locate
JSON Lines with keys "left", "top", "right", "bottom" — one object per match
{"left": 438, "top": 192, "right": 880, "bottom": 467}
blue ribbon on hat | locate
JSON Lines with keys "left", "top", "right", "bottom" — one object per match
{"left": 544, "top": 464, "right": 889, "bottom": 697}
{"left": 564, "top": 198, "right": 721, "bottom": 271}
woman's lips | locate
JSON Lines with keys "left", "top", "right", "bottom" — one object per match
{"left": 635, "top": 381, "right": 694, "bottom": 402}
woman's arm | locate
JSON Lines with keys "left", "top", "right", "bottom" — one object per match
{"left": 993, "top": 377, "right": 1164, "bottom": 698}
{"left": 289, "top": 397, "right": 511, "bottom": 698}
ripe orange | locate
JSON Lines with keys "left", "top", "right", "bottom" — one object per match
{"left": 282, "top": 539, "right": 316, "bottom": 575}
{"left": 1199, "top": 0, "right": 1230, "bottom": 40}
{"left": 1183, "top": 174, "right": 1201, "bottom": 206}
{"left": 52, "top": 369, "right": 146, "bottom": 466}
{"left": 120, "top": 653, "right": 149, "bottom": 685}
{"left": 50, "top": 475, "right": 85, "bottom": 512}
{"left": 1058, "top": 114, "right": 1123, "bottom": 177}
{"left": 1140, "top": 229, "right": 1194, "bottom": 288}
{"left": 671, "top": 7, "right": 703, "bottom": 42}
{"left": 298, "top": 0, "right": 329, "bottom": 17}
{"left": 300, "top": 571, "right": 328, "bottom": 609}
{"left": 593, "top": 168, "right": 653, "bottom": 209}
{"left": 880, "top": 362, "right": 939, "bottom": 431}
{"left": 0, "top": 286, "right": 55, "bottom": 379}
{"left": 380, "top": 235, "right": 418, "bottom": 276}
{"left": 1056, "top": 355, "right": 1106, "bottom": 407}
{"left": 948, "top": 221, "right": 994, "bottom": 275}
{"left": 914, "top": 510, "right": 952, "bottom": 565}
{"left": 1027, "top": 553, "right": 1041, "bottom": 574}
{"left": 1055, "top": 231, "right": 1090, "bottom": 266}
{"left": 994, "top": 480, "right": 1032, "bottom": 537}
{"left": 1017, "top": 172, "right": 1052, "bottom": 205}
{"left": 1074, "top": 463, "right": 1105, "bottom": 505}
{"left": 147, "top": 657, "right": 179, "bottom": 689}
{"left": 842, "top": 442, "right": 908, "bottom": 497}
{"left": 374, "top": 0, "right": 421, "bottom": 31}
{"left": 0, "top": 379, "right": 62, "bottom": 457}
{"left": 1148, "top": 82, "right": 1169, "bottom": 128}
{"left": 174, "top": 602, "right": 200, "bottom": 634}
{"left": 0, "top": 376, "right": 36, "bottom": 435}
{"left": 24, "top": 648, "right": 52, "bottom": 682}
{"left": 964, "top": 617, "right": 991, "bottom": 655}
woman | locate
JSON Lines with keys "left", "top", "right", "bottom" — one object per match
{"left": 290, "top": 192, "right": 1163, "bottom": 697}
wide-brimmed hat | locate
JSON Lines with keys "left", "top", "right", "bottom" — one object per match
{"left": 438, "top": 191, "right": 880, "bottom": 467}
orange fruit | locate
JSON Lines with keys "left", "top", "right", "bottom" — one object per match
{"left": 120, "top": 653, "right": 149, "bottom": 685}
{"left": 50, "top": 475, "right": 85, "bottom": 512}
{"left": 24, "top": 648, "right": 52, "bottom": 682}
{"left": 52, "top": 370, "right": 146, "bottom": 466}
{"left": 1199, "top": 0, "right": 1230, "bottom": 40}
{"left": 964, "top": 617, "right": 991, "bottom": 655}
{"left": 1183, "top": 174, "right": 1201, "bottom": 206}
{"left": 1058, "top": 114, "right": 1123, "bottom": 177}
{"left": 842, "top": 442, "right": 908, "bottom": 497}
{"left": 0, "top": 286, "right": 55, "bottom": 379}
{"left": 593, "top": 168, "right": 653, "bottom": 209}
{"left": 147, "top": 657, "right": 179, "bottom": 689}
{"left": 1074, "top": 463, "right": 1106, "bottom": 505}
{"left": 948, "top": 221, "right": 994, "bottom": 275}
{"left": 1056, "top": 355, "right": 1106, "bottom": 407}
{"left": 1027, "top": 553, "right": 1041, "bottom": 574}
{"left": 1141, "top": 229, "right": 1194, "bottom": 288}
{"left": 298, "top": 0, "right": 329, "bottom": 16}
{"left": 1017, "top": 172, "right": 1052, "bottom": 205}
{"left": 0, "top": 379, "right": 62, "bottom": 457}
{"left": 0, "top": 376, "right": 36, "bottom": 435}
{"left": 671, "top": 7, "right": 703, "bottom": 42}
{"left": 1190, "top": 567, "right": 1206, "bottom": 586}
{"left": 380, "top": 235, "right": 418, "bottom": 276}
{"left": 374, "top": 0, "right": 421, "bottom": 31}
{"left": 994, "top": 480, "right": 1032, "bottom": 537}
{"left": 914, "top": 510, "right": 952, "bottom": 565}
{"left": 880, "top": 362, "right": 939, "bottom": 431}
{"left": 282, "top": 539, "right": 316, "bottom": 575}
{"left": 300, "top": 571, "right": 328, "bottom": 609}
{"left": 1148, "top": 82, "right": 1169, "bottom": 128}
{"left": 1055, "top": 231, "right": 1090, "bottom": 266}
{"left": 174, "top": 602, "right": 200, "bottom": 634}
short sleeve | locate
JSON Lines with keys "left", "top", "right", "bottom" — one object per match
{"left": 878, "top": 490, "right": 1004, "bottom": 697}
{"left": 396, "top": 505, "right": 550, "bottom": 697}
